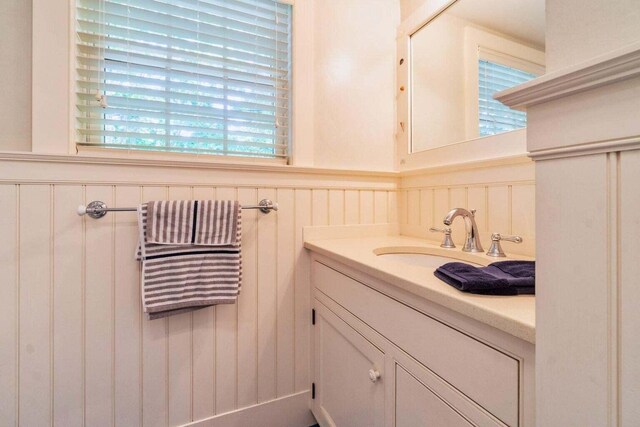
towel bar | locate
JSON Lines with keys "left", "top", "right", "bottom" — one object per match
{"left": 77, "top": 199, "right": 278, "bottom": 219}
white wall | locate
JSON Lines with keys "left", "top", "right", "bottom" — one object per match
{"left": 401, "top": 0, "right": 430, "bottom": 21}
{"left": 0, "top": 0, "right": 32, "bottom": 152}
{"left": 312, "top": 0, "right": 399, "bottom": 171}
{"left": 546, "top": 0, "right": 640, "bottom": 71}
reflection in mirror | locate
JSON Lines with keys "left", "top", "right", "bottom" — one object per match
{"left": 410, "top": 0, "right": 545, "bottom": 153}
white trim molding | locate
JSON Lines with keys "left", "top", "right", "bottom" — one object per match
{"left": 182, "top": 391, "right": 314, "bottom": 427}
{"left": 495, "top": 41, "right": 640, "bottom": 111}
{"left": 0, "top": 151, "right": 397, "bottom": 179}
{"left": 529, "top": 135, "right": 640, "bottom": 161}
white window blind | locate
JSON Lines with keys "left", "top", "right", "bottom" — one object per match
{"left": 478, "top": 59, "right": 536, "bottom": 137}
{"left": 75, "top": 0, "right": 291, "bottom": 159}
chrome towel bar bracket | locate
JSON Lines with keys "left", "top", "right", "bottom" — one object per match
{"left": 77, "top": 199, "right": 278, "bottom": 219}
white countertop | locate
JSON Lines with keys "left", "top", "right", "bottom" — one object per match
{"left": 304, "top": 234, "right": 535, "bottom": 344}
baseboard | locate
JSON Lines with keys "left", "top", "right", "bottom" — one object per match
{"left": 181, "top": 391, "right": 316, "bottom": 427}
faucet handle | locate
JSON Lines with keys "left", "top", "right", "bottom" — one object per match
{"left": 429, "top": 227, "right": 456, "bottom": 248}
{"left": 486, "top": 233, "right": 523, "bottom": 257}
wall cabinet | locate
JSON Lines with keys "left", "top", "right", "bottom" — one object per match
{"left": 310, "top": 255, "right": 535, "bottom": 427}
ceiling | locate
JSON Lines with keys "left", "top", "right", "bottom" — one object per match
{"left": 448, "top": 0, "right": 545, "bottom": 49}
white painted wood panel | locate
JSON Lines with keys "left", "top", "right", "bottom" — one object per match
{"left": 407, "top": 190, "right": 420, "bottom": 226}
{"left": 84, "top": 185, "right": 116, "bottom": 427}
{"left": 359, "top": 190, "right": 375, "bottom": 224}
{"left": 535, "top": 156, "right": 609, "bottom": 426}
{"left": 374, "top": 191, "right": 389, "bottom": 224}
{"left": 311, "top": 189, "right": 329, "bottom": 226}
{"left": 213, "top": 187, "right": 238, "bottom": 415}
{"left": 344, "top": 190, "right": 360, "bottom": 225}
{"left": 275, "top": 188, "right": 296, "bottom": 397}
{"left": 0, "top": 185, "right": 18, "bottom": 426}
{"left": 620, "top": 150, "right": 640, "bottom": 425}
{"left": 140, "top": 186, "right": 170, "bottom": 427}
{"left": 257, "top": 188, "right": 278, "bottom": 403}
{"left": 0, "top": 165, "right": 394, "bottom": 426}
{"left": 294, "top": 189, "right": 313, "bottom": 392}
{"left": 328, "top": 189, "right": 345, "bottom": 226}
{"left": 236, "top": 187, "right": 258, "bottom": 409}
{"left": 114, "top": 185, "right": 143, "bottom": 426}
{"left": 19, "top": 185, "right": 52, "bottom": 427}
{"left": 52, "top": 185, "right": 84, "bottom": 427}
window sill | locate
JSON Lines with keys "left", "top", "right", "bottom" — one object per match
{"left": 76, "top": 145, "right": 289, "bottom": 167}
{"left": 0, "top": 148, "right": 398, "bottom": 178}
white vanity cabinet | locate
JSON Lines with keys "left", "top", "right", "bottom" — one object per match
{"left": 310, "top": 255, "right": 535, "bottom": 427}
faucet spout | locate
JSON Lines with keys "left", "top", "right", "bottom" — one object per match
{"left": 442, "top": 208, "right": 484, "bottom": 253}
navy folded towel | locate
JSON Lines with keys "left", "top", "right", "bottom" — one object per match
{"left": 434, "top": 261, "right": 535, "bottom": 295}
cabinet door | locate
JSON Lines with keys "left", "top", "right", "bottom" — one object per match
{"left": 396, "top": 364, "right": 473, "bottom": 427}
{"left": 313, "top": 303, "right": 385, "bottom": 427}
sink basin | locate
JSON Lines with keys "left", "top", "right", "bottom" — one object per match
{"left": 374, "top": 246, "right": 487, "bottom": 268}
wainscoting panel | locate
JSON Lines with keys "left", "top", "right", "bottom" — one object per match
{"left": 398, "top": 158, "right": 536, "bottom": 257}
{"left": 0, "top": 157, "right": 396, "bottom": 427}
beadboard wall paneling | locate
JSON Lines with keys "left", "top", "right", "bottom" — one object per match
{"left": 0, "top": 159, "right": 396, "bottom": 426}
{"left": 398, "top": 158, "right": 536, "bottom": 257}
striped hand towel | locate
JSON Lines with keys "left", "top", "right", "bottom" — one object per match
{"left": 146, "top": 200, "right": 240, "bottom": 246}
{"left": 136, "top": 203, "right": 242, "bottom": 320}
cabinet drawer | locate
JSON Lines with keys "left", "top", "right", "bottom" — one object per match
{"left": 396, "top": 364, "right": 472, "bottom": 427}
{"left": 313, "top": 261, "right": 519, "bottom": 426}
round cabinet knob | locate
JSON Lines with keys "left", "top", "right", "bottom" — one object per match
{"left": 368, "top": 369, "right": 381, "bottom": 383}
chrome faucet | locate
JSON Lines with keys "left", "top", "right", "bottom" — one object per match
{"left": 443, "top": 208, "right": 484, "bottom": 253}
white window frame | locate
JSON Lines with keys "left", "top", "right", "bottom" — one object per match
{"left": 29, "top": 0, "right": 318, "bottom": 167}
{"left": 72, "top": 0, "right": 294, "bottom": 163}
{"left": 462, "top": 26, "right": 545, "bottom": 140}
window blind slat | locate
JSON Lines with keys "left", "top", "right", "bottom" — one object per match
{"left": 76, "top": 93, "right": 288, "bottom": 124}
{"left": 78, "top": 119, "right": 286, "bottom": 141}
{"left": 77, "top": 129, "right": 287, "bottom": 147}
{"left": 84, "top": 0, "right": 291, "bottom": 35}
{"left": 478, "top": 60, "right": 535, "bottom": 137}
{"left": 77, "top": 79, "right": 289, "bottom": 107}
{"left": 77, "top": 65, "right": 286, "bottom": 98}
{"left": 75, "top": 0, "right": 291, "bottom": 159}
{"left": 77, "top": 142, "right": 288, "bottom": 158}
{"left": 76, "top": 5, "right": 290, "bottom": 54}
{"left": 77, "top": 31, "right": 289, "bottom": 69}
{"left": 77, "top": 115, "right": 288, "bottom": 132}
{"left": 77, "top": 46, "right": 289, "bottom": 82}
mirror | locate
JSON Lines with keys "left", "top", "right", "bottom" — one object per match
{"left": 410, "top": 0, "right": 545, "bottom": 153}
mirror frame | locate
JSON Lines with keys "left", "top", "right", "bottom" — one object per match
{"left": 396, "top": 0, "right": 531, "bottom": 171}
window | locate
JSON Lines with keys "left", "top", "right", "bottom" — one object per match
{"left": 75, "top": 0, "right": 291, "bottom": 159}
{"left": 478, "top": 59, "right": 537, "bottom": 137}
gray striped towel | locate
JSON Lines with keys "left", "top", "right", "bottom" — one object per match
{"left": 136, "top": 203, "right": 242, "bottom": 320}
{"left": 146, "top": 200, "right": 240, "bottom": 246}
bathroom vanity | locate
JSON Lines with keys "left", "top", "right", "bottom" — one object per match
{"left": 306, "top": 234, "right": 535, "bottom": 426}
